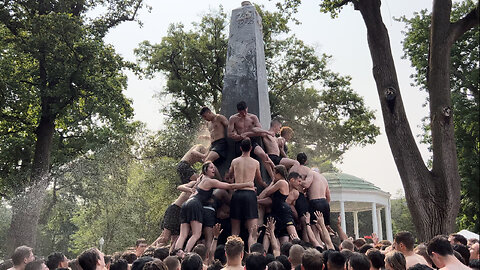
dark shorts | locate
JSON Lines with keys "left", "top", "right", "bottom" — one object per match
{"left": 309, "top": 198, "right": 331, "bottom": 226}
{"left": 272, "top": 202, "right": 295, "bottom": 237}
{"left": 176, "top": 161, "right": 196, "bottom": 184}
{"left": 202, "top": 206, "right": 216, "bottom": 228}
{"left": 268, "top": 154, "right": 283, "bottom": 165}
{"left": 295, "top": 193, "right": 309, "bottom": 218}
{"left": 230, "top": 190, "right": 258, "bottom": 220}
{"left": 161, "top": 204, "right": 181, "bottom": 235}
{"left": 210, "top": 138, "right": 228, "bottom": 159}
{"left": 235, "top": 137, "right": 261, "bottom": 157}
{"left": 180, "top": 197, "right": 203, "bottom": 224}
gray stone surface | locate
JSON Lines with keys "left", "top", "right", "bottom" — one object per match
{"left": 220, "top": 1, "right": 271, "bottom": 128}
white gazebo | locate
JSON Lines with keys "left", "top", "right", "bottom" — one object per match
{"left": 324, "top": 172, "right": 393, "bottom": 241}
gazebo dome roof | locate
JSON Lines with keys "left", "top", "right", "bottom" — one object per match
{"left": 323, "top": 172, "right": 382, "bottom": 192}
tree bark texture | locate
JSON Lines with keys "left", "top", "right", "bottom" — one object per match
{"left": 356, "top": 0, "right": 463, "bottom": 241}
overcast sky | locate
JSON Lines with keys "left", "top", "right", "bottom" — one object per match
{"left": 103, "top": 0, "right": 438, "bottom": 197}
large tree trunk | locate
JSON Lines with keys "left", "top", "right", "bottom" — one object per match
{"left": 7, "top": 110, "right": 55, "bottom": 254}
{"left": 356, "top": 0, "right": 461, "bottom": 241}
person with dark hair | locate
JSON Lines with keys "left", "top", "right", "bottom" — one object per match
{"left": 348, "top": 253, "right": 371, "bottom": 270}
{"left": 267, "top": 261, "right": 285, "bottom": 270}
{"left": 181, "top": 253, "right": 202, "bottom": 270}
{"left": 110, "top": 259, "right": 128, "bottom": 270}
{"left": 414, "top": 243, "right": 435, "bottom": 267}
{"left": 328, "top": 251, "right": 346, "bottom": 270}
{"left": 385, "top": 251, "right": 406, "bottom": 270}
{"left": 206, "top": 260, "right": 223, "bottom": 270}
{"left": 176, "top": 145, "right": 208, "bottom": 185}
{"left": 227, "top": 101, "right": 276, "bottom": 180}
{"left": 287, "top": 171, "right": 310, "bottom": 242}
{"left": 175, "top": 162, "right": 253, "bottom": 252}
{"left": 153, "top": 247, "right": 169, "bottom": 261}
{"left": 163, "top": 256, "right": 180, "bottom": 270}
{"left": 258, "top": 165, "right": 299, "bottom": 245}
{"left": 46, "top": 252, "right": 68, "bottom": 270}
{"left": 224, "top": 236, "right": 245, "bottom": 270}
{"left": 428, "top": 235, "right": 470, "bottom": 270}
{"left": 407, "top": 263, "right": 433, "bottom": 270}
{"left": 143, "top": 259, "right": 167, "bottom": 270}
{"left": 275, "top": 255, "right": 291, "bottom": 270}
{"left": 449, "top": 234, "right": 468, "bottom": 246}
{"left": 214, "top": 245, "right": 227, "bottom": 266}
{"left": 262, "top": 119, "right": 299, "bottom": 169}
{"left": 132, "top": 257, "right": 154, "bottom": 270}
{"left": 199, "top": 107, "right": 229, "bottom": 165}
{"left": 353, "top": 239, "right": 367, "bottom": 251}
{"left": 245, "top": 252, "right": 267, "bottom": 270}
{"left": 67, "top": 259, "right": 81, "bottom": 270}
{"left": 452, "top": 244, "right": 470, "bottom": 266}
{"left": 78, "top": 248, "right": 105, "bottom": 270}
{"left": 301, "top": 248, "right": 323, "bottom": 270}
{"left": 394, "top": 232, "right": 430, "bottom": 268}
{"left": 10, "top": 246, "right": 35, "bottom": 270}
{"left": 25, "top": 260, "right": 47, "bottom": 270}
{"left": 366, "top": 249, "right": 385, "bottom": 270}
{"left": 192, "top": 244, "right": 207, "bottom": 268}
{"left": 121, "top": 252, "right": 137, "bottom": 264}
{"left": 358, "top": 245, "right": 373, "bottom": 254}
{"left": 249, "top": 243, "right": 265, "bottom": 255}
{"left": 280, "top": 242, "right": 293, "bottom": 257}
{"left": 227, "top": 138, "right": 267, "bottom": 248}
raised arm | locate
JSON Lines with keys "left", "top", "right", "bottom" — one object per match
{"left": 266, "top": 217, "right": 280, "bottom": 257}
{"left": 190, "top": 150, "right": 206, "bottom": 162}
{"left": 336, "top": 216, "right": 348, "bottom": 242}
{"left": 315, "top": 211, "right": 334, "bottom": 250}
{"left": 304, "top": 212, "right": 322, "bottom": 248}
{"left": 208, "top": 223, "right": 222, "bottom": 265}
{"left": 227, "top": 116, "right": 243, "bottom": 141}
{"left": 258, "top": 180, "right": 283, "bottom": 199}
{"left": 209, "top": 178, "right": 253, "bottom": 190}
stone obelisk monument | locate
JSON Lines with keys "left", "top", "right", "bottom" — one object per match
{"left": 221, "top": 1, "right": 271, "bottom": 127}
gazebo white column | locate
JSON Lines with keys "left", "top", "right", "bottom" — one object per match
{"left": 340, "top": 200, "right": 346, "bottom": 232}
{"left": 385, "top": 199, "right": 393, "bottom": 241}
{"left": 353, "top": 211, "right": 359, "bottom": 239}
{"left": 376, "top": 208, "right": 383, "bottom": 240}
{"left": 372, "top": 202, "right": 378, "bottom": 234}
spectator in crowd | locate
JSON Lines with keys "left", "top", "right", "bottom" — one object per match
{"left": 452, "top": 244, "right": 470, "bottom": 266}
{"left": 266, "top": 261, "right": 284, "bottom": 270}
{"left": 223, "top": 236, "right": 244, "bottom": 270}
{"left": 274, "top": 255, "right": 291, "bottom": 270}
{"left": 327, "top": 251, "right": 346, "bottom": 270}
{"left": 135, "top": 239, "right": 149, "bottom": 258}
{"left": 353, "top": 239, "right": 366, "bottom": 251}
{"left": 448, "top": 234, "right": 467, "bottom": 246}
{"left": 78, "top": 248, "right": 105, "bottom": 270}
{"left": 181, "top": 253, "right": 203, "bottom": 270}
{"left": 302, "top": 248, "right": 323, "bottom": 270}
{"left": 348, "top": 253, "right": 371, "bottom": 270}
{"left": 341, "top": 240, "right": 355, "bottom": 252}
{"left": 394, "top": 232, "right": 430, "bottom": 268}
{"left": 470, "top": 242, "right": 479, "bottom": 261}
{"left": 366, "top": 249, "right": 385, "bottom": 270}
{"left": 385, "top": 251, "right": 406, "bottom": 270}
{"left": 163, "top": 256, "right": 180, "bottom": 270}
{"left": 407, "top": 264, "right": 433, "bottom": 270}
{"left": 10, "top": 246, "right": 35, "bottom": 270}
{"left": 288, "top": 244, "right": 304, "bottom": 269}
{"left": 245, "top": 253, "right": 267, "bottom": 270}
{"left": 110, "top": 259, "right": 128, "bottom": 270}
{"left": 25, "top": 260, "right": 48, "bottom": 270}
{"left": 46, "top": 252, "right": 68, "bottom": 270}
{"left": 427, "top": 236, "right": 470, "bottom": 270}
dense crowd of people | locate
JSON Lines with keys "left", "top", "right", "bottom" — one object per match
{"left": 1, "top": 102, "right": 479, "bottom": 270}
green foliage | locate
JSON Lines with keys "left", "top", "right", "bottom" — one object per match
{"left": 391, "top": 192, "right": 418, "bottom": 239}
{"left": 398, "top": 0, "right": 479, "bottom": 232}
{"left": 136, "top": 5, "right": 379, "bottom": 163}
{"left": 0, "top": 201, "right": 12, "bottom": 258}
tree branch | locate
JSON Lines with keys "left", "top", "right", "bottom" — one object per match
{"left": 448, "top": 2, "right": 479, "bottom": 44}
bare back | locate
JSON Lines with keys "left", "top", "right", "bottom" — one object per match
{"left": 307, "top": 171, "right": 330, "bottom": 201}
{"left": 405, "top": 254, "right": 431, "bottom": 269}
{"left": 231, "top": 156, "right": 258, "bottom": 191}
{"left": 208, "top": 114, "right": 228, "bottom": 142}
{"left": 173, "top": 191, "right": 192, "bottom": 207}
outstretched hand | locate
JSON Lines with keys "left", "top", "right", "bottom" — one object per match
{"left": 315, "top": 211, "right": 325, "bottom": 226}
{"left": 213, "top": 223, "right": 223, "bottom": 238}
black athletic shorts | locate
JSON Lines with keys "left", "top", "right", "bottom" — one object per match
{"left": 210, "top": 138, "right": 228, "bottom": 159}
{"left": 272, "top": 202, "right": 295, "bottom": 237}
{"left": 295, "top": 192, "right": 309, "bottom": 218}
{"left": 202, "top": 206, "right": 216, "bottom": 228}
{"left": 176, "top": 161, "right": 196, "bottom": 184}
{"left": 180, "top": 197, "right": 203, "bottom": 224}
{"left": 230, "top": 190, "right": 258, "bottom": 220}
{"left": 309, "top": 198, "right": 331, "bottom": 226}
{"left": 161, "top": 204, "right": 181, "bottom": 235}
{"left": 268, "top": 154, "right": 283, "bottom": 165}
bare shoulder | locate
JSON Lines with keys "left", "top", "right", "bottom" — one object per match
{"left": 229, "top": 114, "right": 239, "bottom": 121}
{"left": 217, "top": 114, "right": 228, "bottom": 122}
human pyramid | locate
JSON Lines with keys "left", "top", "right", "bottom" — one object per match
{"left": 152, "top": 100, "right": 333, "bottom": 257}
